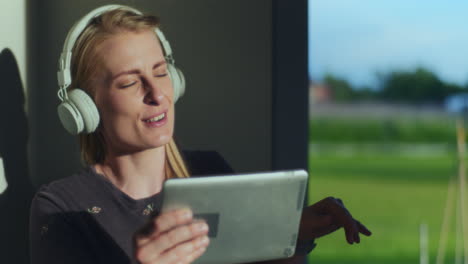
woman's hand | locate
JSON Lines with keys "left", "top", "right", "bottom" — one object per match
{"left": 298, "top": 197, "right": 372, "bottom": 244}
{"left": 133, "top": 208, "right": 210, "bottom": 264}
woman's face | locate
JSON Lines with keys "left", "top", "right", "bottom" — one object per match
{"left": 91, "top": 29, "right": 174, "bottom": 155}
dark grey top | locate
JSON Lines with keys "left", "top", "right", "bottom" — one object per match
{"left": 29, "top": 151, "right": 234, "bottom": 264}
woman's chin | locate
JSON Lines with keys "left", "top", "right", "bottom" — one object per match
{"left": 147, "top": 134, "right": 172, "bottom": 148}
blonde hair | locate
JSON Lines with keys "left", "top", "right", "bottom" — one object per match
{"left": 70, "top": 7, "right": 190, "bottom": 179}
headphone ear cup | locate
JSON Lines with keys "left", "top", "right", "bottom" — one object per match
{"left": 57, "top": 89, "right": 100, "bottom": 135}
{"left": 58, "top": 99, "right": 84, "bottom": 135}
{"left": 167, "top": 64, "right": 185, "bottom": 102}
{"left": 70, "top": 89, "right": 100, "bottom": 133}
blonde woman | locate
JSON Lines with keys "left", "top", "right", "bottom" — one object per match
{"left": 30, "top": 5, "right": 371, "bottom": 264}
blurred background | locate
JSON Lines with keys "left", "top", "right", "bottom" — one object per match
{"left": 307, "top": 0, "right": 468, "bottom": 263}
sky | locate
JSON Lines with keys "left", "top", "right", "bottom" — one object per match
{"left": 308, "top": 0, "right": 468, "bottom": 88}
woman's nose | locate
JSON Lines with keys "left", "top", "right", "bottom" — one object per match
{"left": 143, "top": 79, "right": 165, "bottom": 106}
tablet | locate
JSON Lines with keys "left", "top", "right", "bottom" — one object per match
{"left": 161, "top": 169, "right": 308, "bottom": 264}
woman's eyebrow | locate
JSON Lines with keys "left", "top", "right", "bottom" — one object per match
{"left": 153, "top": 61, "right": 167, "bottom": 70}
{"left": 111, "top": 61, "right": 167, "bottom": 80}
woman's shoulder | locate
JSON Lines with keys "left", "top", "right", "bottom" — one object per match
{"left": 182, "top": 150, "right": 235, "bottom": 176}
{"left": 29, "top": 167, "right": 129, "bottom": 264}
{"left": 31, "top": 166, "right": 103, "bottom": 213}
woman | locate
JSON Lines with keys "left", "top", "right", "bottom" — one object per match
{"left": 30, "top": 5, "right": 371, "bottom": 264}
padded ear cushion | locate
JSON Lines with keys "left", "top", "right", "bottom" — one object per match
{"left": 57, "top": 99, "right": 84, "bottom": 135}
{"left": 167, "top": 63, "right": 185, "bottom": 102}
{"left": 67, "top": 89, "right": 100, "bottom": 134}
{"left": 68, "top": 89, "right": 100, "bottom": 133}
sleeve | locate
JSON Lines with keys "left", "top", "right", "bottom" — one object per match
{"left": 29, "top": 190, "right": 97, "bottom": 264}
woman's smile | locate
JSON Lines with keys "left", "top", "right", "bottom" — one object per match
{"left": 142, "top": 111, "right": 168, "bottom": 128}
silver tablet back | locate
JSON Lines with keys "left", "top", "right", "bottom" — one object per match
{"left": 162, "top": 169, "right": 308, "bottom": 264}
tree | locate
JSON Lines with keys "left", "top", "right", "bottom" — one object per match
{"left": 323, "top": 73, "right": 356, "bottom": 102}
{"left": 378, "top": 67, "right": 453, "bottom": 104}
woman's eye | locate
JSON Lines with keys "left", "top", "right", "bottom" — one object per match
{"left": 120, "top": 81, "right": 137, "bottom": 88}
{"left": 154, "top": 73, "right": 168, "bottom": 78}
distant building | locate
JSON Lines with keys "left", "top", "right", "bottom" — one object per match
{"left": 309, "top": 81, "right": 332, "bottom": 103}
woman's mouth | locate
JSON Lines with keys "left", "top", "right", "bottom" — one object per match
{"left": 143, "top": 112, "right": 167, "bottom": 127}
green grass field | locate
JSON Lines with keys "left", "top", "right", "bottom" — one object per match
{"left": 309, "top": 118, "right": 459, "bottom": 143}
{"left": 306, "top": 150, "right": 463, "bottom": 264}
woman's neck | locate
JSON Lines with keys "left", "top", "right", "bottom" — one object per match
{"left": 95, "top": 146, "right": 166, "bottom": 200}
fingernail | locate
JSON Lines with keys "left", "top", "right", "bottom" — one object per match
{"left": 181, "top": 209, "right": 192, "bottom": 220}
{"left": 197, "top": 223, "right": 208, "bottom": 231}
{"left": 198, "top": 236, "right": 209, "bottom": 247}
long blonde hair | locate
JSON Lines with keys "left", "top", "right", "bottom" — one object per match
{"left": 70, "top": 7, "right": 190, "bottom": 179}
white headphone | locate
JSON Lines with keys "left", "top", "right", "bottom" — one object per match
{"left": 57, "top": 4, "right": 185, "bottom": 135}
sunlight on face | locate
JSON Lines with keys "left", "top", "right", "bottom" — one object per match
{"left": 91, "top": 30, "right": 175, "bottom": 155}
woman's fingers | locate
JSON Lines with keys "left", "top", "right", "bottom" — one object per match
{"left": 185, "top": 246, "right": 208, "bottom": 263}
{"left": 307, "top": 197, "right": 372, "bottom": 244}
{"left": 336, "top": 198, "right": 344, "bottom": 205}
{"left": 353, "top": 224, "right": 360, "bottom": 244}
{"left": 136, "top": 208, "right": 193, "bottom": 247}
{"left": 357, "top": 220, "right": 372, "bottom": 236}
{"left": 342, "top": 218, "right": 358, "bottom": 244}
{"left": 151, "top": 235, "right": 210, "bottom": 264}
{"left": 346, "top": 218, "right": 373, "bottom": 244}
{"left": 154, "top": 209, "right": 194, "bottom": 236}
{"left": 136, "top": 220, "right": 209, "bottom": 263}
{"left": 325, "top": 197, "right": 357, "bottom": 244}
{"left": 327, "top": 197, "right": 365, "bottom": 244}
